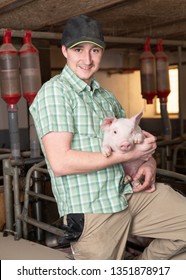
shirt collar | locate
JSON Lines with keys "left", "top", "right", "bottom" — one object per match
{"left": 61, "top": 64, "right": 101, "bottom": 94}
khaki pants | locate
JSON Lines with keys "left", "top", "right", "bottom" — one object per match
{"left": 71, "top": 183, "right": 186, "bottom": 260}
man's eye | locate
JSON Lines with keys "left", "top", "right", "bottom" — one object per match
{"left": 93, "top": 48, "right": 100, "bottom": 53}
{"left": 74, "top": 48, "right": 82, "bottom": 52}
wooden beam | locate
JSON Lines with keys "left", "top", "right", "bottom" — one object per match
{"left": 42, "top": 0, "right": 126, "bottom": 28}
{"left": 0, "top": 0, "right": 34, "bottom": 14}
{"left": 0, "top": 0, "right": 125, "bottom": 30}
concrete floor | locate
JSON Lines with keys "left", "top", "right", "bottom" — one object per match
{"left": 0, "top": 232, "right": 70, "bottom": 260}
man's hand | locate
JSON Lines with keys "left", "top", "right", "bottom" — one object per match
{"left": 131, "top": 130, "right": 157, "bottom": 163}
{"left": 132, "top": 157, "right": 157, "bottom": 193}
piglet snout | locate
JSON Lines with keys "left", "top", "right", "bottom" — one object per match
{"left": 120, "top": 141, "right": 133, "bottom": 151}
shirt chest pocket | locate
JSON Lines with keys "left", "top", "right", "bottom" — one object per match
{"left": 72, "top": 95, "right": 115, "bottom": 137}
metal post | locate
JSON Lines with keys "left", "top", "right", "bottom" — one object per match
{"left": 178, "top": 46, "right": 184, "bottom": 136}
{"left": 2, "top": 159, "right": 13, "bottom": 231}
{"left": 7, "top": 104, "right": 21, "bottom": 159}
{"left": 12, "top": 165, "right": 22, "bottom": 239}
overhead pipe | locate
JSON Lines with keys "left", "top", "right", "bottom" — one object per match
{"left": 1, "top": 28, "right": 186, "bottom": 48}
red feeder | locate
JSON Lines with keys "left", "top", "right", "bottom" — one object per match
{"left": 19, "top": 30, "right": 42, "bottom": 105}
{"left": 155, "top": 39, "right": 170, "bottom": 103}
{"left": 140, "top": 38, "right": 157, "bottom": 104}
{"left": 0, "top": 29, "right": 21, "bottom": 105}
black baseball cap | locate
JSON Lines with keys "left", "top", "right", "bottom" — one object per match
{"left": 61, "top": 15, "right": 105, "bottom": 49}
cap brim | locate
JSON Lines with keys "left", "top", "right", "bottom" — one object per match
{"left": 68, "top": 40, "right": 105, "bottom": 49}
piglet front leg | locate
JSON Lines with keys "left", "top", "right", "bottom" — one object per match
{"left": 101, "top": 144, "right": 112, "bottom": 157}
{"left": 133, "top": 132, "right": 144, "bottom": 144}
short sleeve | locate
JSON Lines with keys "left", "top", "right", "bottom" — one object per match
{"left": 30, "top": 80, "right": 74, "bottom": 139}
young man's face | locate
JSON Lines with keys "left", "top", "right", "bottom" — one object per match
{"left": 62, "top": 43, "right": 104, "bottom": 85}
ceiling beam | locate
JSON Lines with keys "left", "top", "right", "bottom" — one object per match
{"left": 0, "top": 0, "right": 34, "bottom": 14}
{"left": 0, "top": 0, "right": 125, "bottom": 30}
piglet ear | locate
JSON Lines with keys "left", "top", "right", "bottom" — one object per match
{"left": 101, "top": 117, "right": 116, "bottom": 130}
{"left": 130, "top": 110, "right": 143, "bottom": 126}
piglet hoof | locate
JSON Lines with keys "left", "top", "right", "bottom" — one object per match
{"left": 101, "top": 145, "right": 112, "bottom": 157}
{"left": 133, "top": 133, "right": 143, "bottom": 144}
{"left": 132, "top": 180, "right": 142, "bottom": 189}
{"left": 124, "top": 175, "right": 132, "bottom": 184}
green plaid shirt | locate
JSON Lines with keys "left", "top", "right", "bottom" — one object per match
{"left": 30, "top": 65, "right": 132, "bottom": 217}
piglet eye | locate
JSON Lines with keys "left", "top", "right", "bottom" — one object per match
{"left": 114, "top": 130, "right": 117, "bottom": 134}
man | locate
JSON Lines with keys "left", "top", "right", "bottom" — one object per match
{"left": 30, "top": 14, "right": 186, "bottom": 259}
